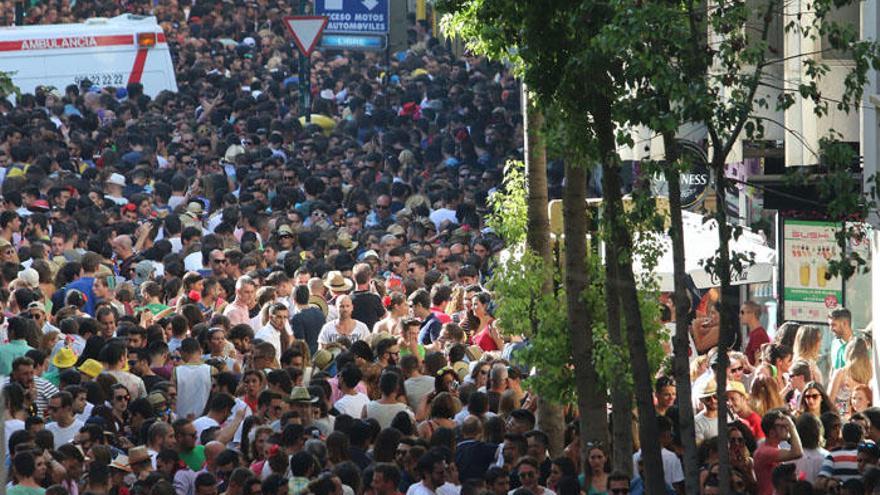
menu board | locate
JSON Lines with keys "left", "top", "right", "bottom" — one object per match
{"left": 782, "top": 219, "right": 844, "bottom": 322}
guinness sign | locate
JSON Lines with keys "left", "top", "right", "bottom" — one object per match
{"left": 650, "top": 140, "right": 710, "bottom": 208}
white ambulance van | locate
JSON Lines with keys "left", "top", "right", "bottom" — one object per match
{"left": 0, "top": 14, "right": 178, "bottom": 98}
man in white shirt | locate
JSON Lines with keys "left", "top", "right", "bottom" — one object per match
{"left": 694, "top": 380, "right": 719, "bottom": 446}
{"left": 254, "top": 303, "right": 290, "bottom": 362}
{"left": 407, "top": 451, "right": 448, "bottom": 495}
{"left": 193, "top": 393, "right": 236, "bottom": 443}
{"left": 334, "top": 364, "right": 370, "bottom": 418}
{"left": 45, "top": 391, "right": 84, "bottom": 449}
{"left": 632, "top": 416, "right": 684, "bottom": 491}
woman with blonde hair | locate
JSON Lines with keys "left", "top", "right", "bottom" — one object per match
{"left": 830, "top": 336, "right": 873, "bottom": 415}
{"left": 749, "top": 375, "right": 784, "bottom": 416}
{"left": 793, "top": 325, "right": 824, "bottom": 384}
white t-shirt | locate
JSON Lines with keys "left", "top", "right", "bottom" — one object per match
{"left": 5, "top": 419, "right": 24, "bottom": 448}
{"left": 429, "top": 208, "right": 458, "bottom": 230}
{"left": 192, "top": 416, "right": 220, "bottom": 443}
{"left": 694, "top": 412, "right": 718, "bottom": 445}
{"left": 364, "top": 401, "right": 414, "bottom": 429}
{"left": 184, "top": 252, "right": 204, "bottom": 272}
{"left": 405, "top": 376, "right": 435, "bottom": 411}
{"left": 255, "top": 323, "right": 292, "bottom": 362}
{"left": 508, "top": 488, "right": 555, "bottom": 495}
{"left": 633, "top": 448, "right": 684, "bottom": 486}
{"left": 318, "top": 320, "right": 370, "bottom": 346}
{"left": 407, "top": 482, "right": 436, "bottom": 495}
{"left": 46, "top": 418, "right": 84, "bottom": 449}
{"left": 438, "top": 484, "right": 460, "bottom": 495}
{"left": 334, "top": 392, "right": 370, "bottom": 418}
{"left": 168, "top": 237, "right": 183, "bottom": 254}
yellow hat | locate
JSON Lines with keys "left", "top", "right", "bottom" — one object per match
{"left": 52, "top": 348, "right": 78, "bottom": 369}
{"left": 78, "top": 358, "right": 103, "bottom": 378}
{"left": 726, "top": 380, "right": 747, "bottom": 397}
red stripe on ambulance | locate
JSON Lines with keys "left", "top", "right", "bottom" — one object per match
{"left": 0, "top": 34, "right": 139, "bottom": 52}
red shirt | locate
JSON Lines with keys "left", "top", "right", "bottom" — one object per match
{"left": 740, "top": 410, "right": 765, "bottom": 440}
{"left": 431, "top": 306, "right": 452, "bottom": 324}
{"left": 754, "top": 443, "right": 781, "bottom": 495}
{"left": 745, "top": 327, "right": 770, "bottom": 365}
{"left": 474, "top": 327, "right": 499, "bottom": 352}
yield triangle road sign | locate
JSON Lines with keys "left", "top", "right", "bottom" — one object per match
{"left": 283, "top": 16, "right": 329, "bottom": 57}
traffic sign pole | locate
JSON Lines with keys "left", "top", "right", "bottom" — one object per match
{"left": 300, "top": 54, "right": 310, "bottom": 123}
{"left": 282, "top": 13, "right": 329, "bottom": 124}
{"left": 299, "top": 0, "right": 309, "bottom": 123}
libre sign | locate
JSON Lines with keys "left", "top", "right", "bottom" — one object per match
{"left": 315, "top": 0, "right": 389, "bottom": 34}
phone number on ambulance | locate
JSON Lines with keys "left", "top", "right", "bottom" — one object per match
{"left": 73, "top": 73, "right": 126, "bottom": 86}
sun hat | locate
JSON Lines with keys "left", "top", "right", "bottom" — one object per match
{"left": 358, "top": 250, "right": 380, "bottom": 262}
{"left": 386, "top": 224, "right": 406, "bottom": 237}
{"left": 726, "top": 381, "right": 747, "bottom": 397}
{"left": 109, "top": 454, "right": 131, "bottom": 472}
{"left": 335, "top": 231, "right": 358, "bottom": 252}
{"left": 106, "top": 173, "right": 126, "bottom": 187}
{"left": 127, "top": 446, "right": 151, "bottom": 466}
{"left": 700, "top": 379, "right": 718, "bottom": 399}
{"left": 312, "top": 349, "right": 335, "bottom": 371}
{"left": 78, "top": 358, "right": 104, "bottom": 378}
{"left": 323, "top": 271, "right": 353, "bottom": 292}
{"left": 52, "top": 347, "right": 78, "bottom": 369}
{"left": 147, "top": 392, "right": 167, "bottom": 408}
{"left": 286, "top": 386, "right": 319, "bottom": 404}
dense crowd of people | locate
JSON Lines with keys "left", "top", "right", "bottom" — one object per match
{"left": 0, "top": 2, "right": 581, "bottom": 495}
{"left": 650, "top": 301, "right": 879, "bottom": 495}
{"left": 1, "top": 1, "right": 879, "bottom": 495}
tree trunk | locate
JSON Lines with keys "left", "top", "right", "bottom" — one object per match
{"left": 563, "top": 155, "right": 609, "bottom": 473}
{"left": 522, "top": 85, "right": 565, "bottom": 457}
{"left": 596, "top": 99, "right": 664, "bottom": 494}
{"left": 712, "top": 153, "right": 734, "bottom": 495}
{"left": 523, "top": 85, "right": 553, "bottom": 285}
{"left": 600, "top": 139, "right": 634, "bottom": 476}
{"left": 662, "top": 133, "right": 700, "bottom": 495}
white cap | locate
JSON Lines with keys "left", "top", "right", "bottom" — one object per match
{"left": 106, "top": 173, "right": 126, "bottom": 187}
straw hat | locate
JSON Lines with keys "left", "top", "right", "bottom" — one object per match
{"left": 323, "top": 271, "right": 353, "bottom": 292}
{"left": 128, "top": 446, "right": 151, "bottom": 466}
{"left": 109, "top": 455, "right": 131, "bottom": 472}
{"left": 700, "top": 379, "right": 718, "bottom": 399}
{"left": 286, "top": 386, "right": 318, "bottom": 404}
{"left": 726, "top": 380, "right": 747, "bottom": 397}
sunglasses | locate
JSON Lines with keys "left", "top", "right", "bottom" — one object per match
{"left": 729, "top": 366, "right": 744, "bottom": 373}
{"left": 213, "top": 258, "right": 227, "bottom": 264}
{"left": 518, "top": 472, "right": 536, "bottom": 479}
{"left": 114, "top": 395, "right": 130, "bottom": 401}
{"left": 376, "top": 205, "right": 389, "bottom": 210}
{"left": 804, "top": 393, "right": 822, "bottom": 400}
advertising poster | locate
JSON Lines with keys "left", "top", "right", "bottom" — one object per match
{"left": 782, "top": 219, "right": 843, "bottom": 322}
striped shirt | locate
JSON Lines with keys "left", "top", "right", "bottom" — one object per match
{"left": 0, "top": 376, "right": 59, "bottom": 417}
{"left": 819, "top": 448, "right": 860, "bottom": 482}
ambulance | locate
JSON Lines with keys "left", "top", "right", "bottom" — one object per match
{"left": 0, "top": 14, "right": 178, "bottom": 98}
